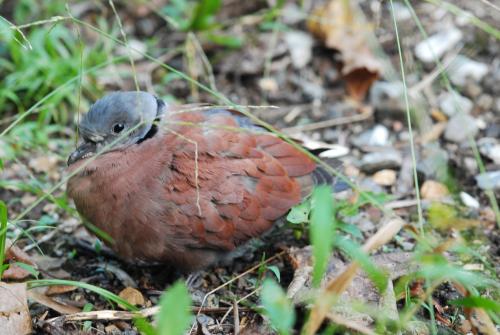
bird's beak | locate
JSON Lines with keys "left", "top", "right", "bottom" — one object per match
{"left": 67, "top": 141, "right": 97, "bottom": 166}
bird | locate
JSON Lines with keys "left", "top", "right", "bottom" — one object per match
{"left": 67, "top": 91, "right": 336, "bottom": 271}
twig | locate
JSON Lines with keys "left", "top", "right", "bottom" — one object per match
{"left": 47, "top": 305, "right": 251, "bottom": 323}
{"left": 233, "top": 300, "right": 240, "bottom": 335}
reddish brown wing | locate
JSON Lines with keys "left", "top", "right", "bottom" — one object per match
{"left": 160, "top": 107, "right": 316, "bottom": 251}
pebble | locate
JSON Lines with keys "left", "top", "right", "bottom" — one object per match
{"left": 439, "top": 91, "right": 473, "bottom": 117}
{"left": 390, "top": 1, "right": 412, "bottom": 21}
{"left": 477, "top": 94, "right": 494, "bottom": 111}
{"left": 117, "top": 39, "right": 146, "bottom": 61}
{"left": 372, "top": 169, "right": 397, "bottom": 186}
{"left": 281, "top": 3, "right": 307, "bottom": 25}
{"left": 421, "top": 180, "right": 449, "bottom": 200}
{"left": 352, "top": 124, "right": 390, "bottom": 147}
{"left": 417, "top": 144, "right": 449, "bottom": 181}
{"left": 475, "top": 170, "right": 500, "bottom": 190}
{"left": 464, "top": 82, "right": 482, "bottom": 98}
{"left": 460, "top": 192, "right": 480, "bottom": 209}
{"left": 359, "top": 149, "right": 403, "bottom": 173}
{"left": 284, "top": 31, "right": 314, "bottom": 69}
{"left": 449, "top": 55, "right": 489, "bottom": 87}
{"left": 478, "top": 137, "right": 500, "bottom": 164}
{"left": 369, "top": 81, "right": 405, "bottom": 112}
{"left": 444, "top": 113, "right": 478, "bottom": 143}
{"left": 414, "top": 27, "right": 463, "bottom": 63}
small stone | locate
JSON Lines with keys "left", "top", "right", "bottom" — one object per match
{"left": 318, "top": 146, "right": 350, "bottom": 159}
{"left": 359, "top": 150, "right": 403, "bottom": 173}
{"left": 400, "top": 241, "right": 415, "bottom": 251}
{"left": 352, "top": 124, "right": 390, "bottom": 147}
{"left": 370, "top": 81, "right": 405, "bottom": 112}
{"left": 449, "top": 55, "right": 489, "bottom": 87}
{"left": 415, "top": 27, "right": 463, "bottom": 63}
{"left": 478, "top": 137, "right": 500, "bottom": 164}
{"left": 284, "top": 31, "right": 313, "bottom": 69}
{"left": 444, "top": 113, "right": 478, "bottom": 143}
{"left": 417, "top": 144, "right": 449, "bottom": 181}
{"left": 475, "top": 171, "right": 500, "bottom": 190}
{"left": 104, "top": 324, "right": 120, "bottom": 334}
{"left": 117, "top": 39, "right": 146, "bottom": 61}
{"left": 464, "top": 82, "right": 482, "bottom": 98}
{"left": 495, "top": 98, "right": 500, "bottom": 114}
{"left": 439, "top": 91, "right": 473, "bottom": 117}
{"left": 421, "top": 180, "right": 449, "bottom": 200}
{"left": 390, "top": 2, "right": 412, "bottom": 21}
{"left": 20, "top": 194, "right": 37, "bottom": 207}
{"left": 359, "top": 178, "right": 385, "bottom": 194}
{"left": 460, "top": 192, "right": 479, "bottom": 209}
{"left": 403, "top": 320, "right": 429, "bottom": 335}
{"left": 281, "top": 3, "right": 307, "bottom": 25}
{"left": 477, "top": 94, "right": 494, "bottom": 111}
{"left": 372, "top": 169, "right": 397, "bottom": 186}
{"left": 464, "top": 157, "right": 478, "bottom": 174}
{"left": 258, "top": 77, "right": 278, "bottom": 93}
{"left": 300, "top": 80, "right": 324, "bottom": 101}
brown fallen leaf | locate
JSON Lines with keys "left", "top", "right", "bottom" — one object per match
{"left": 2, "top": 263, "right": 33, "bottom": 280}
{"left": 46, "top": 285, "right": 78, "bottom": 296}
{"left": 28, "top": 289, "right": 81, "bottom": 315}
{"left": 0, "top": 282, "right": 32, "bottom": 335}
{"left": 119, "top": 287, "right": 145, "bottom": 307}
{"left": 2, "top": 239, "right": 37, "bottom": 280}
{"left": 308, "top": 0, "right": 381, "bottom": 100}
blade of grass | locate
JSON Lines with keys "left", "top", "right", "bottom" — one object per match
{"left": 0, "top": 201, "right": 7, "bottom": 279}
{"left": 389, "top": 0, "right": 424, "bottom": 235}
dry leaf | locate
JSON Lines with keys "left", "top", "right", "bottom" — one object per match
{"left": 2, "top": 263, "right": 33, "bottom": 280}
{"left": 119, "top": 287, "right": 145, "bottom": 307}
{"left": 28, "top": 289, "right": 81, "bottom": 315}
{"left": 46, "top": 285, "right": 78, "bottom": 296}
{"left": 28, "top": 155, "right": 59, "bottom": 174}
{"left": 308, "top": 0, "right": 381, "bottom": 100}
{"left": 2, "top": 239, "right": 37, "bottom": 280}
{"left": 0, "top": 282, "right": 32, "bottom": 335}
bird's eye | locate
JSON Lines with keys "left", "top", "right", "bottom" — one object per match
{"left": 112, "top": 123, "right": 125, "bottom": 134}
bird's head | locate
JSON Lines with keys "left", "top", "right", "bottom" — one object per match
{"left": 68, "top": 91, "right": 166, "bottom": 165}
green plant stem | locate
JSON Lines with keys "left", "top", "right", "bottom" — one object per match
{"left": 389, "top": 0, "right": 425, "bottom": 235}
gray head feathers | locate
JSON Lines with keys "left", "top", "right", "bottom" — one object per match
{"left": 68, "top": 91, "right": 166, "bottom": 165}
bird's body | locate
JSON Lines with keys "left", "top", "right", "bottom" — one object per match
{"left": 67, "top": 92, "right": 323, "bottom": 270}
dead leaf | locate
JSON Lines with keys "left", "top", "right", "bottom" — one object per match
{"left": 308, "top": 0, "right": 381, "bottom": 100}
{"left": 28, "top": 289, "right": 81, "bottom": 315}
{"left": 46, "top": 285, "right": 77, "bottom": 296}
{"left": 28, "top": 155, "right": 59, "bottom": 174}
{"left": 119, "top": 287, "right": 145, "bottom": 307}
{"left": 2, "top": 264, "right": 33, "bottom": 280}
{"left": 0, "top": 282, "right": 32, "bottom": 335}
{"left": 2, "top": 239, "right": 37, "bottom": 280}
{"left": 5, "top": 240, "right": 34, "bottom": 265}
